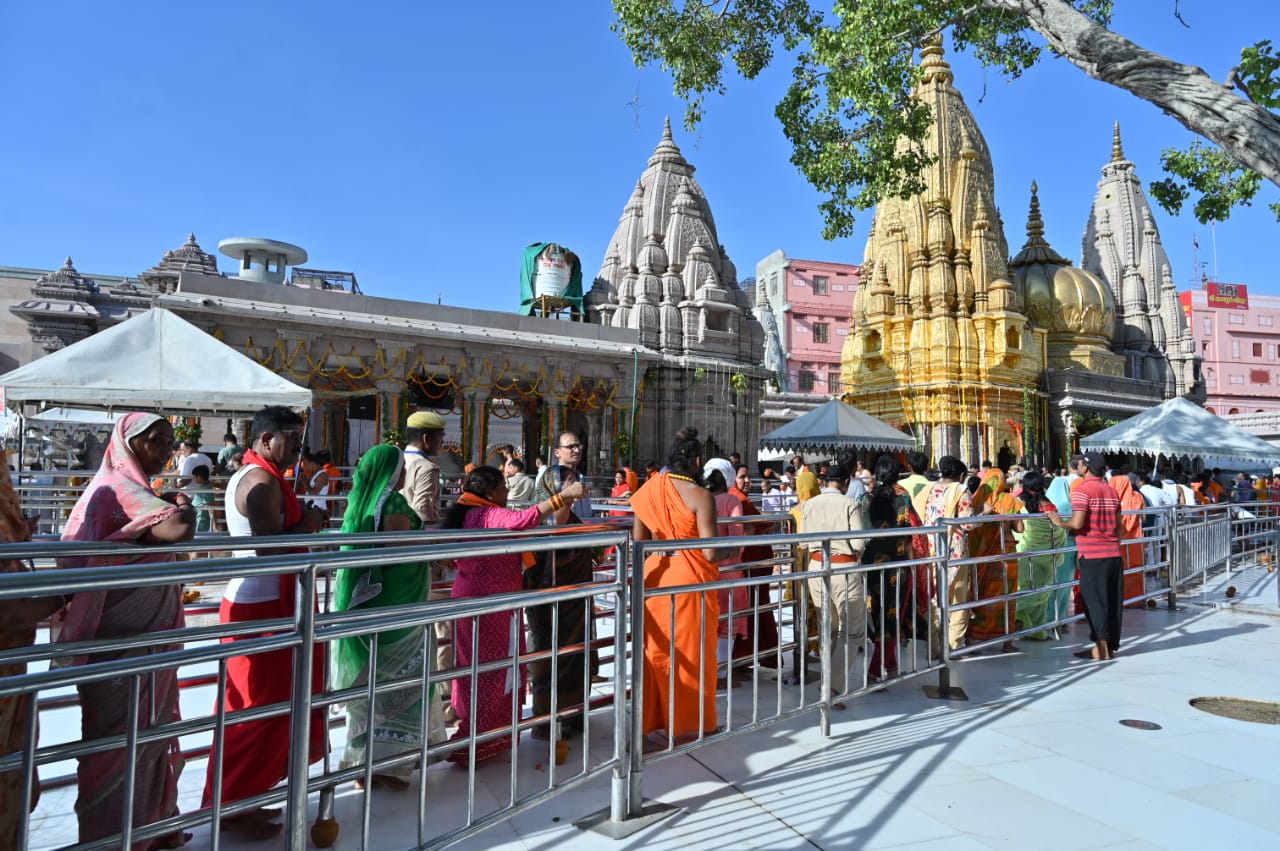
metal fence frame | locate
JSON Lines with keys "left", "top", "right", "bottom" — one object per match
{"left": 2, "top": 498, "right": 1269, "bottom": 849}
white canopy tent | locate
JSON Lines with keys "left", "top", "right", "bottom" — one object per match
{"left": 760, "top": 399, "right": 915, "bottom": 455}
{"left": 1080, "top": 396, "right": 1280, "bottom": 470}
{"left": 0, "top": 308, "right": 312, "bottom": 413}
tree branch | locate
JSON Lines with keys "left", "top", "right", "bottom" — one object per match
{"left": 986, "top": 0, "right": 1280, "bottom": 188}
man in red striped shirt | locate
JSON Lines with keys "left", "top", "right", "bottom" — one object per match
{"left": 1045, "top": 452, "right": 1124, "bottom": 661}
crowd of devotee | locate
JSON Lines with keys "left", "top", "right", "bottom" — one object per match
{"left": 1, "top": 407, "right": 1276, "bottom": 846}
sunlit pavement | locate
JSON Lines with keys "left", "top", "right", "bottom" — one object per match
{"left": 29, "top": 562, "right": 1279, "bottom": 850}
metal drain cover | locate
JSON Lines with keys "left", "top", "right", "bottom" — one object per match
{"left": 1190, "top": 697, "right": 1280, "bottom": 724}
{"left": 1119, "top": 719, "right": 1162, "bottom": 730}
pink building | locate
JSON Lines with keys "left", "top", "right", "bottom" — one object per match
{"left": 1181, "top": 284, "right": 1280, "bottom": 414}
{"left": 755, "top": 251, "right": 860, "bottom": 395}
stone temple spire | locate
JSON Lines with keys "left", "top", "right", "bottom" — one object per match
{"left": 842, "top": 36, "right": 1043, "bottom": 464}
{"left": 1081, "top": 120, "right": 1199, "bottom": 397}
{"left": 585, "top": 120, "right": 761, "bottom": 365}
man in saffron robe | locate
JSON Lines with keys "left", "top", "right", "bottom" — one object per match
{"left": 202, "top": 407, "right": 329, "bottom": 839}
{"left": 631, "top": 427, "right": 728, "bottom": 744}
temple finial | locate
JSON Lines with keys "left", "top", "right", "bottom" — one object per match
{"left": 1112, "top": 121, "right": 1124, "bottom": 162}
{"left": 1026, "top": 181, "right": 1045, "bottom": 240}
{"left": 662, "top": 116, "right": 673, "bottom": 141}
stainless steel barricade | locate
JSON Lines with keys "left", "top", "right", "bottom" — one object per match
{"left": 1169, "top": 504, "right": 1232, "bottom": 596}
{"left": 2, "top": 496, "right": 1263, "bottom": 850}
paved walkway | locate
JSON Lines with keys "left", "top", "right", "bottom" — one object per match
{"left": 439, "top": 592, "right": 1280, "bottom": 851}
{"left": 30, "top": 564, "right": 1280, "bottom": 850}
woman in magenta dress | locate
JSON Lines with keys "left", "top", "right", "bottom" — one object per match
{"left": 441, "top": 465, "right": 586, "bottom": 764}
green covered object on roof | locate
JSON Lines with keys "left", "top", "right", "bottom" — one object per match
{"left": 519, "top": 242, "right": 583, "bottom": 315}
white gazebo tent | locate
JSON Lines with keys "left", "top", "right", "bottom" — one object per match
{"left": 1080, "top": 396, "right": 1280, "bottom": 470}
{"left": 0, "top": 308, "right": 312, "bottom": 412}
{"left": 760, "top": 399, "right": 915, "bottom": 456}
{"left": 1, "top": 308, "right": 312, "bottom": 470}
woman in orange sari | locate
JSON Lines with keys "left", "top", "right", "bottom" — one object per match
{"left": 1110, "top": 472, "right": 1147, "bottom": 606}
{"left": 968, "top": 468, "right": 1023, "bottom": 651}
{"left": 631, "top": 428, "right": 730, "bottom": 745}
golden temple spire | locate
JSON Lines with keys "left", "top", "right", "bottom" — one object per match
{"left": 1010, "top": 181, "right": 1068, "bottom": 266}
{"left": 918, "top": 33, "right": 953, "bottom": 84}
{"left": 1111, "top": 121, "right": 1125, "bottom": 162}
{"left": 1026, "top": 181, "right": 1045, "bottom": 242}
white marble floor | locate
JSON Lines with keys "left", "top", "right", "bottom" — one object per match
{"left": 28, "top": 564, "right": 1280, "bottom": 850}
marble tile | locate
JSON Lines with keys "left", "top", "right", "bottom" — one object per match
{"left": 997, "top": 718, "right": 1245, "bottom": 791}
{"left": 1175, "top": 778, "right": 1280, "bottom": 834}
{"left": 983, "top": 756, "right": 1280, "bottom": 850}
{"left": 900, "top": 775, "right": 1132, "bottom": 849}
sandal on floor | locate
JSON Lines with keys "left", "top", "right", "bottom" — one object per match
{"left": 220, "top": 810, "right": 283, "bottom": 841}
{"left": 150, "top": 831, "right": 193, "bottom": 850}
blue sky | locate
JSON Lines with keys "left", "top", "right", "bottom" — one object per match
{"left": 1, "top": 2, "right": 1274, "bottom": 309}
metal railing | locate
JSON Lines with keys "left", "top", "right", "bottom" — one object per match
{"left": 1, "top": 499, "right": 1271, "bottom": 849}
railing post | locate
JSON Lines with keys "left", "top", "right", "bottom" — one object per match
{"left": 610, "top": 541, "right": 631, "bottom": 823}
{"left": 1275, "top": 528, "right": 1280, "bottom": 609}
{"left": 924, "top": 526, "right": 966, "bottom": 701}
{"left": 1166, "top": 507, "right": 1179, "bottom": 611}
{"left": 818, "top": 540, "right": 834, "bottom": 737}
{"left": 286, "top": 565, "right": 317, "bottom": 850}
{"left": 626, "top": 536, "right": 646, "bottom": 817}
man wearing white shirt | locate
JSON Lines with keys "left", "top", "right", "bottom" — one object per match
{"left": 177, "top": 440, "right": 213, "bottom": 487}
{"left": 1135, "top": 471, "right": 1172, "bottom": 571}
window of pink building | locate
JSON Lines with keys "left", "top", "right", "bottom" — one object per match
{"left": 813, "top": 323, "right": 829, "bottom": 343}
{"left": 813, "top": 276, "right": 829, "bottom": 295}
{"left": 1254, "top": 343, "right": 1263, "bottom": 357}
{"left": 799, "top": 370, "right": 816, "bottom": 392}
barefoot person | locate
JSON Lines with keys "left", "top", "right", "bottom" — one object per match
{"left": 57, "top": 413, "right": 198, "bottom": 849}
{"left": 202, "top": 407, "right": 328, "bottom": 838}
{"left": 333, "top": 445, "right": 434, "bottom": 790}
{"left": 1045, "top": 452, "right": 1124, "bottom": 661}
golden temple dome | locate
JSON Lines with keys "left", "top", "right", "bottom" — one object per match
{"left": 1010, "top": 182, "right": 1114, "bottom": 344}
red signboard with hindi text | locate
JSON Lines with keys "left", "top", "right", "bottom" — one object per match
{"left": 1206, "top": 281, "right": 1248, "bottom": 310}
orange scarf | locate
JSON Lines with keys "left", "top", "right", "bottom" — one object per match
{"left": 455, "top": 491, "right": 501, "bottom": 510}
{"left": 455, "top": 491, "right": 536, "bottom": 566}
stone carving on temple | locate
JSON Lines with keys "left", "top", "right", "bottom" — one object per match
{"left": 9, "top": 257, "right": 101, "bottom": 353}
{"left": 585, "top": 118, "right": 763, "bottom": 365}
{"left": 1082, "top": 123, "right": 1201, "bottom": 398}
{"left": 140, "top": 232, "right": 221, "bottom": 294}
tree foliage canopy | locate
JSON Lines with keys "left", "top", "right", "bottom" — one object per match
{"left": 612, "top": 0, "right": 1280, "bottom": 237}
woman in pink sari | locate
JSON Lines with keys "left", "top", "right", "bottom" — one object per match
{"left": 440, "top": 466, "right": 586, "bottom": 765}
{"left": 703, "top": 458, "right": 746, "bottom": 687}
{"left": 57, "top": 412, "right": 197, "bottom": 849}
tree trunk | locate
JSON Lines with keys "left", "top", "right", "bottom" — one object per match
{"left": 989, "top": 0, "right": 1280, "bottom": 187}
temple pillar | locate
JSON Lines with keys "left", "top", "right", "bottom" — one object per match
{"left": 374, "top": 379, "right": 401, "bottom": 445}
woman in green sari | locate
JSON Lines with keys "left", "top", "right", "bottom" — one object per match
{"left": 333, "top": 444, "right": 432, "bottom": 789}
{"left": 1014, "top": 472, "right": 1070, "bottom": 640}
